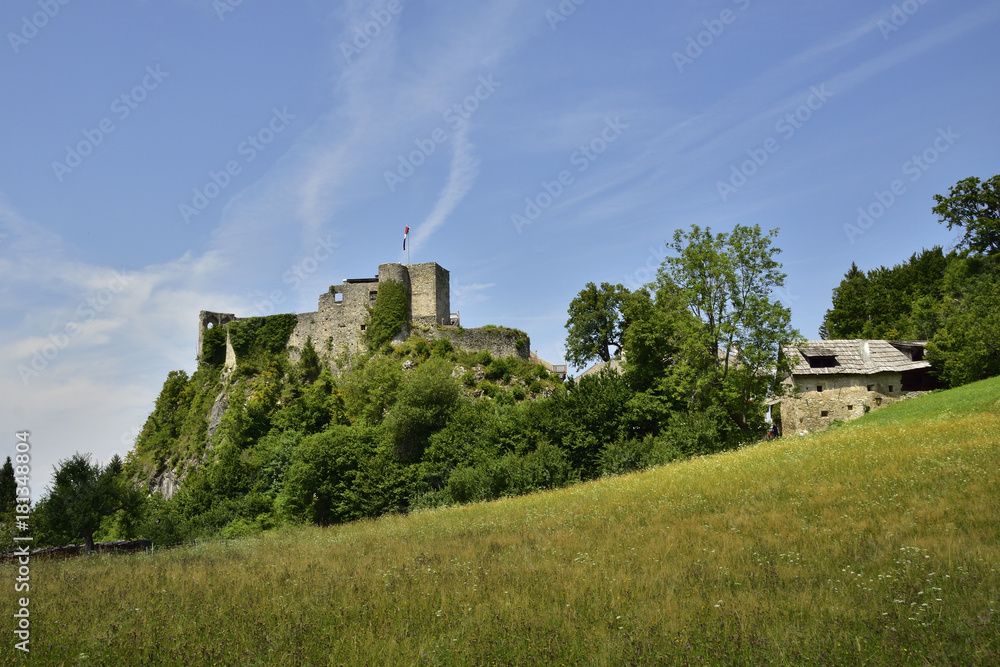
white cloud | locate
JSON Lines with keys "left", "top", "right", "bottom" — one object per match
{"left": 409, "top": 126, "right": 481, "bottom": 254}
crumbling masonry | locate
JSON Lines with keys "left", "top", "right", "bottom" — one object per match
{"left": 198, "top": 262, "right": 530, "bottom": 364}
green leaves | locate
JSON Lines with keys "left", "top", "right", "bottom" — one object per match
{"left": 365, "top": 280, "right": 409, "bottom": 350}
{"left": 653, "top": 224, "right": 796, "bottom": 435}
{"left": 932, "top": 174, "right": 1000, "bottom": 256}
{"left": 564, "top": 282, "right": 629, "bottom": 368}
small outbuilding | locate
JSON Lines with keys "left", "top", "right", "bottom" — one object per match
{"left": 779, "top": 340, "right": 936, "bottom": 435}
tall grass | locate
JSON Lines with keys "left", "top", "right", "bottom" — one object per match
{"left": 5, "top": 379, "right": 999, "bottom": 665}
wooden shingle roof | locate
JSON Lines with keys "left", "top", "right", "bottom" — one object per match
{"left": 784, "top": 340, "right": 931, "bottom": 376}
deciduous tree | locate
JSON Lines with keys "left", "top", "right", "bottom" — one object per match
{"left": 933, "top": 174, "right": 1000, "bottom": 256}
{"left": 655, "top": 224, "right": 798, "bottom": 435}
{"left": 564, "top": 282, "right": 629, "bottom": 368}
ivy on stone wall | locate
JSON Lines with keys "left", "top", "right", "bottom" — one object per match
{"left": 228, "top": 314, "right": 299, "bottom": 362}
{"left": 365, "top": 280, "right": 409, "bottom": 350}
{"left": 201, "top": 325, "right": 228, "bottom": 366}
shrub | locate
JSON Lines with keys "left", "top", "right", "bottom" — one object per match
{"left": 485, "top": 357, "right": 514, "bottom": 383}
{"left": 384, "top": 358, "right": 463, "bottom": 462}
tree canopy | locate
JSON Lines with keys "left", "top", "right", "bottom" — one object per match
{"left": 933, "top": 174, "right": 1000, "bottom": 256}
{"left": 35, "top": 453, "right": 141, "bottom": 553}
{"left": 564, "top": 282, "right": 629, "bottom": 368}
{"left": 652, "top": 224, "right": 797, "bottom": 434}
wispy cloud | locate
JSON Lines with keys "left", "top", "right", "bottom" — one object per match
{"left": 409, "top": 126, "right": 481, "bottom": 254}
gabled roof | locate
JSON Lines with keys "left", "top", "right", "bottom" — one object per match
{"left": 784, "top": 340, "right": 931, "bottom": 376}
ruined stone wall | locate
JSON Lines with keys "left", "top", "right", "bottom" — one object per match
{"left": 780, "top": 371, "right": 916, "bottom": 435}
{"left": 198, "top": 263, "right": 523, "bottom": 365}
{"left": 197, "top": 310, "right": 237, "bottom": 363}
{"left": 287, "top": 281, "right": 376, "bottom": 359}
{"left": 432, "top": 326, "right": 530, "bottom": 361}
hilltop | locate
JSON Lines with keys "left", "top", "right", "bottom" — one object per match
{"left": 15, "top": 376, "right": 1000, "bottom": 664}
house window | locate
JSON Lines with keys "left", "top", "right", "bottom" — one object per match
{"left": 816, "top": 385, "right": 823, "bottom": 392}
{"left": 821, "top": 411, "right": 829, "bottom": 417}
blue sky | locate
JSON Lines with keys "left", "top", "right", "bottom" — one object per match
{"left": 3, "top": 0, "right": 999, "bottom": 486}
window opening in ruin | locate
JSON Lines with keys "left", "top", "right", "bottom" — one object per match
{"left": 888, "top": 385, "right": 893, "bottom": 393}
{"left": 334, "top": 293, "right": 344, "bottom": 303}
{"left": 867, "top": 385, "right": 874, "bottom": 391}
{"left": 369, "top": 291, "right": 378, "bottom": 302}
{"left": 816, "top": 385, "right": 823, "bottom": 392}
{"left": 360, "top": 324, "right": 367, "bottom": 331}
{"left": 821, "top": 411, "right": 829, "bottom": 417}
{"left": 847, "top": 405, "right": 854, "bottom": 411}
{"left": 206, "top": 322, "right": 214, "bottom": 329}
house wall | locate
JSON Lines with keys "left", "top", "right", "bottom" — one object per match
{"left": 780, "top": 371, "right": 911, "bottom": 435}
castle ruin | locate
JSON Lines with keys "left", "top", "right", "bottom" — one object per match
{"left": 198, "top": 262, "right": 530, "bottom": 363}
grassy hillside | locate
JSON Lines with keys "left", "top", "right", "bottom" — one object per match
{"left": 7, "top": 379, "right": 1000, "bottom": 665}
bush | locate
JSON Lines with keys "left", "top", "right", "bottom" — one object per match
{"left": 599, "top": 434, "right": 681, "bottom": 477}
{"left": 484, "top": 357, "right": 514, "bottom": 383}
{"left": 384, "top": 358, "right": 463, "bottom": 462}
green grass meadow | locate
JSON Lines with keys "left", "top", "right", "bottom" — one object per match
{"left": 6, "top": 378, "right": 1000, "bottom": 665}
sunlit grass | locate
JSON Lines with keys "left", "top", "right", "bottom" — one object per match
{"left": 6, "top": 379, "right": 1000, "bottom": 665}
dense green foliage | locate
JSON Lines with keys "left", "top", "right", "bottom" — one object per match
{"left": 227, "top": 314, "right": 299, "bottom": 363}
{"left": 365, "top": 280, "right": 409, "bottom": 350}
{"left": 32, "top": 454, "right": 142, "bottom": 553}
{"left": 821, "top": 175, "right": 1000, "bottom": 388}
{"left": 0, "top": 457, "right": 14, "bottom": 514}
{"left": 564, "top": 282, "right": 628, "bottom": 367}
{"left": 199, "top": 323, "right": 228, "bottom": 365}
{"left": 25, "top": 377, "right": 1000, "bottom": 665}
{"left": 933, "top": 174, "right": 1000, "bottom": 255}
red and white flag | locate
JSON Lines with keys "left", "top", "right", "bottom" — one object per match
{"left": 403, "top": 225, "right": 409, "bottom": 250}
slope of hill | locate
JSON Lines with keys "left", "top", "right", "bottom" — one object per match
{"left": 9, "top": 378, "right": 1000, "bottom": 664}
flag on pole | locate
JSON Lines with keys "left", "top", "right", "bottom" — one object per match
{"left": 403, "top": 225, "right": 409, "bottom": 250}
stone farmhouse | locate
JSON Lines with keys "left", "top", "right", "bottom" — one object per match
{"left": 779, "top": 340, "right": 936, "bottom": 435}
{"left": 198, "top": 261, "right": 531, "bottom": 364}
